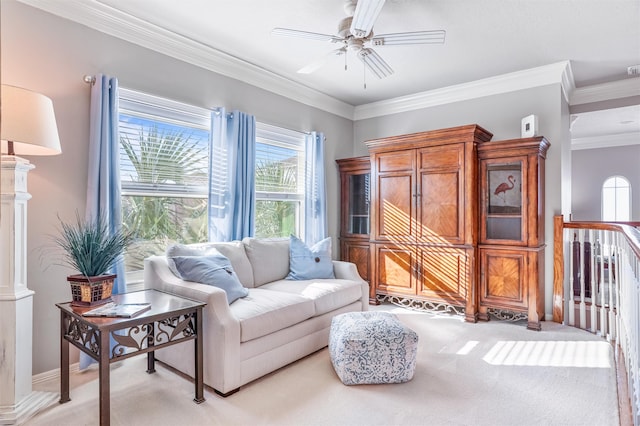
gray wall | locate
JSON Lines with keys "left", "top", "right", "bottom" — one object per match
{"left": 571, "top": 144, "right": 640, "bottom": 221}
{"left": 1, "top": 0, "right": 580, "bottom": 376}
{"left": 354, "top": 85, "right": 571, "bottom": 322}
{"left": 1, "top": 0, "right": 352, "bottom": 374}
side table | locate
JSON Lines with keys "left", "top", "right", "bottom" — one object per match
{"left": 56, "top": 289, "right": 206, "bottom": 426}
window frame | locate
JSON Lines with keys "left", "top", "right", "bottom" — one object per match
{"left": 601, "top": 175, "right": 631, "bottom": 222}
{"left": 118, "top": 89, "right": 212, "bottom": 287}
{"left": 254, "top": 122, "right": 307, "bottom": 239}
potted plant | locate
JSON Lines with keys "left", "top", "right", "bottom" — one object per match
{"left": 53, "top": 212, "right": 134, "bottom": 306}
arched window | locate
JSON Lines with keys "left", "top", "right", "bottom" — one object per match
{"left": 601, "top": 176, "right": 631, "bottom": 221}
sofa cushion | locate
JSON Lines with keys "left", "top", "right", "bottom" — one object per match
{"left": 172, "top": 254, "right": 249, "bottom": 304}
{"left": 230, "top": 288, "right": 315, "bottom": 342}
{"left": 286, "top": 235, "right": 335, "bottom": 280}
{"left": 167, "top": 241, "right": 254, "bottom": 287}
{"left": 242, "top": 237, "right": 290, "bottom": 286}
{"left": 261, "top": 278, "right": 362, "bottom": 316}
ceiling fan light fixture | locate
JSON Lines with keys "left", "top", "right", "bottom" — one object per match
{"left": 358, "top": 48, "right": 393, "bottom": 79}
{"left": 350, "top": 0, "right": 386, "bottom": 38}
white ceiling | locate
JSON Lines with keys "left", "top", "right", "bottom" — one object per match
{"left": 18, "top": 0, "right": 640, "bottom": 148}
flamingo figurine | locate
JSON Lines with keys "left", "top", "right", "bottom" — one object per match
{"left": 494, "top": 175, "right": 515, "bottom": 203}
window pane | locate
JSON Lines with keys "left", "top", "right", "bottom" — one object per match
{"left": 602, "top": 187, "right": 616, "bottom": 221}
{"left": 255, "top": 200, "right": 299, "bottom": 238}
{"left": 254, "top": 123, "right": 306, "bottom": 238}
{"left": 255, "top": 143, "right": 303, "bottom": 193}
{"left": 120, "top": 115, "right": 209, "bottom": 191}
{"left": 122, "top": 195, "right": 208, "bottom": 271}
{"left": 616, "top": 187, "right": 630, "bottom": 221}
{"left": 119, "top": 89, "right": 211, "bottom": 280}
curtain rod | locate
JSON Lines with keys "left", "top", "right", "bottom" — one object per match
{"left": 83, "top": 75, "right": 95, "bottom": 85}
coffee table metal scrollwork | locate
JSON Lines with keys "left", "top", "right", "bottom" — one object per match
{"left": 56, "top": 289, "right": 206, "bottom": 426}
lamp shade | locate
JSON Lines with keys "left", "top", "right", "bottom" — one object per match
{"left": 1, "top": 84, "right": 62, "bottom": 156}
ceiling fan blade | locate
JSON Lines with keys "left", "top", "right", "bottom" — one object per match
{"left": 371, "top": 30, "right": 446, "bottom": 46}
{"left": 272, "top": 27, "right": 340, "bottom": 42}
{"left": 350, "top": 0, "right": 386, "bottom": 39}
{"left": 357, "top": 48, "right": 393, "bottom": 79}
{"left": 298, "top": 47, "right": 347, "bottom": 74}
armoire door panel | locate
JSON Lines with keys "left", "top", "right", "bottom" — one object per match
{"left": 419, "top": 171, "right": 461, "bottom": 242}
{"left": 345, "top": 243, "right": 370, "bottom": 282}
{"left": 376, "top": 245, "right": 415, "bottom": 295}
{"left": 480, "top": 250, "right": 527, "bottom": 309}
{"left": 377, "top": 150, "right": 413, "bottom": 172}
{"left": 377, "top": 174, "right": 414, "bottom": 238}
{"left": 419, "top": 145, "right": 462, "bottom": 170}
{"left": 417, "top": 249, "right": 466, "bottom": 304}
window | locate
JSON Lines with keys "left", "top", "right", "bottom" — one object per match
{"left": 254, "top": 123, "right": 306, "bottom": 239}
{"left": 118, "top": 89, "right": 210, "bottom": 281}
{"left": 601, "top": 176, "right": 631, "bottom": 221}
{"left": 118, "top": 90, "right": 309, "bottom": 284}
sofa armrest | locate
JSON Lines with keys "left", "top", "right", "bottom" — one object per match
{"left": 144, "top": 255, "right": 243, "bottom": 392}
{"left": 332, "top": 260, "right": 369, "bottom": 310}
{"left": 143, "top": 256, "right": 239, "bottom": 330}
{"left": 332, "top": 260, "right": 364, "bottom": 281}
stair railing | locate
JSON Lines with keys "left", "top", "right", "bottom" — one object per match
{"left": 553, "top": 216, "right": 639, "bottom": 426}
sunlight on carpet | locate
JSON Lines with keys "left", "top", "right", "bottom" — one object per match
{"left": 482, "top": 340, "right": 612, "bottom": 368}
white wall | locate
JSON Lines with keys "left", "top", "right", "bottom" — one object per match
{"left": 1, "top": 0, "right": 353, "bottom": 374}
{"left": 572, "top": 144, "right": 640, "bottom": 221}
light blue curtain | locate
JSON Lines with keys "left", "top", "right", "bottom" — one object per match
{"left": 82, "top": 74, "right": 123, "bottom": 369}
{"left": 209, "top": 108, "right": 256, "bottom": 241}
{"left": 304, "top": 131, "right": 328, "bottom": 244}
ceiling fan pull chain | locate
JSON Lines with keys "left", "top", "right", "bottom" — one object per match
{"left": 363, "top": 64, "right": 367, "bottom": 89}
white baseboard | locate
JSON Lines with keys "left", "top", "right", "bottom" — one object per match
{"left": 32, "top": 363, "right": 80, "bottom": 386}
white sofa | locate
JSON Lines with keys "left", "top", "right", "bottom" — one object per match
{"left": 143, "top": 237, "right": 368, "bottom": 395}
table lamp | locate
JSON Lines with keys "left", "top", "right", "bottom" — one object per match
{"left": 1, "top": 84, "right": 62, "bottom": 157}
{"left": 0, "top": 84, "right": 61, "bottom": 424}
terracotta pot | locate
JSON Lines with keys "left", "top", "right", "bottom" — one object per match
{"left": 67, "top": 274, "right": 116, "bottom": 307}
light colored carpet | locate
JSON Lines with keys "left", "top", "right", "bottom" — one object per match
{"left": 27, "top": 305, "right": 620, "bottom": 426}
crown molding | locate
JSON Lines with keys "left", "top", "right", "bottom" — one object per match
{"left": 354, "top": 62, "right": 574, "bottom": 120}
{"left": 571, "top": 131, "right": 640, "bottom": 150}
{"left": 17, "top": 0, "right": 355, "bottom": 120}
{"left": 18, "top": 1, "right": 635, "bottom": 122}
{"left": 570, "top": 79, "right": 640, "bottom": 106}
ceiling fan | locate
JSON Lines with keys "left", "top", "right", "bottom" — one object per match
{"left": 272, "top": 0, "right": 446, "bottom": 80}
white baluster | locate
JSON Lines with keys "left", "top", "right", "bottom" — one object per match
{"left": 608, "top": 232, "right": 617, "bottom": 342}
{"left": 589, "top": 229, "right": 597, "bottom": 332}
{"left": 568, "top": 229, "right": 576, "bottom": 327}
{"left": 598, "top": 229, "right": 606, "bottom": 337}
{"left": 579, "top": 229, "right": 587, "bottom": 329}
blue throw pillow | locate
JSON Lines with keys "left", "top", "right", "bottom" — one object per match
{"left": 172, "top": 253, "right": 249, "bottom": 304}
{"left": 286, "top": 235, "right": 335, "bottom": 280}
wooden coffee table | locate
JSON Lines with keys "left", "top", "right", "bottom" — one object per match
{"left": 56, "top": 289, "right": 206, "bottom": 426}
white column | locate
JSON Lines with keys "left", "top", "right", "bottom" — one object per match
{"left": 0, "top": 156, "right": 57, "bottom": 425}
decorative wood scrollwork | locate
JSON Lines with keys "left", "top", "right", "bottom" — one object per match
{"left": 377, "top": 294, "right": 465, "bottom": 316}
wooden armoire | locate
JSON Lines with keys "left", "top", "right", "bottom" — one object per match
{"left": 336, "top": 156, "right": 374, "bottom": 303}
{"left": 337, "top": 126, "right": 549, "bottom": 327}
{"left": 477, "top": 137, "right": 550, "bottom": 330}
{"left": 364, "top": 125, "right": 493, "bottom": 322}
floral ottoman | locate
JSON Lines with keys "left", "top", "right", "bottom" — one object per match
{"left": 329, "top": 311, "right": 418, "bottom": 385}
